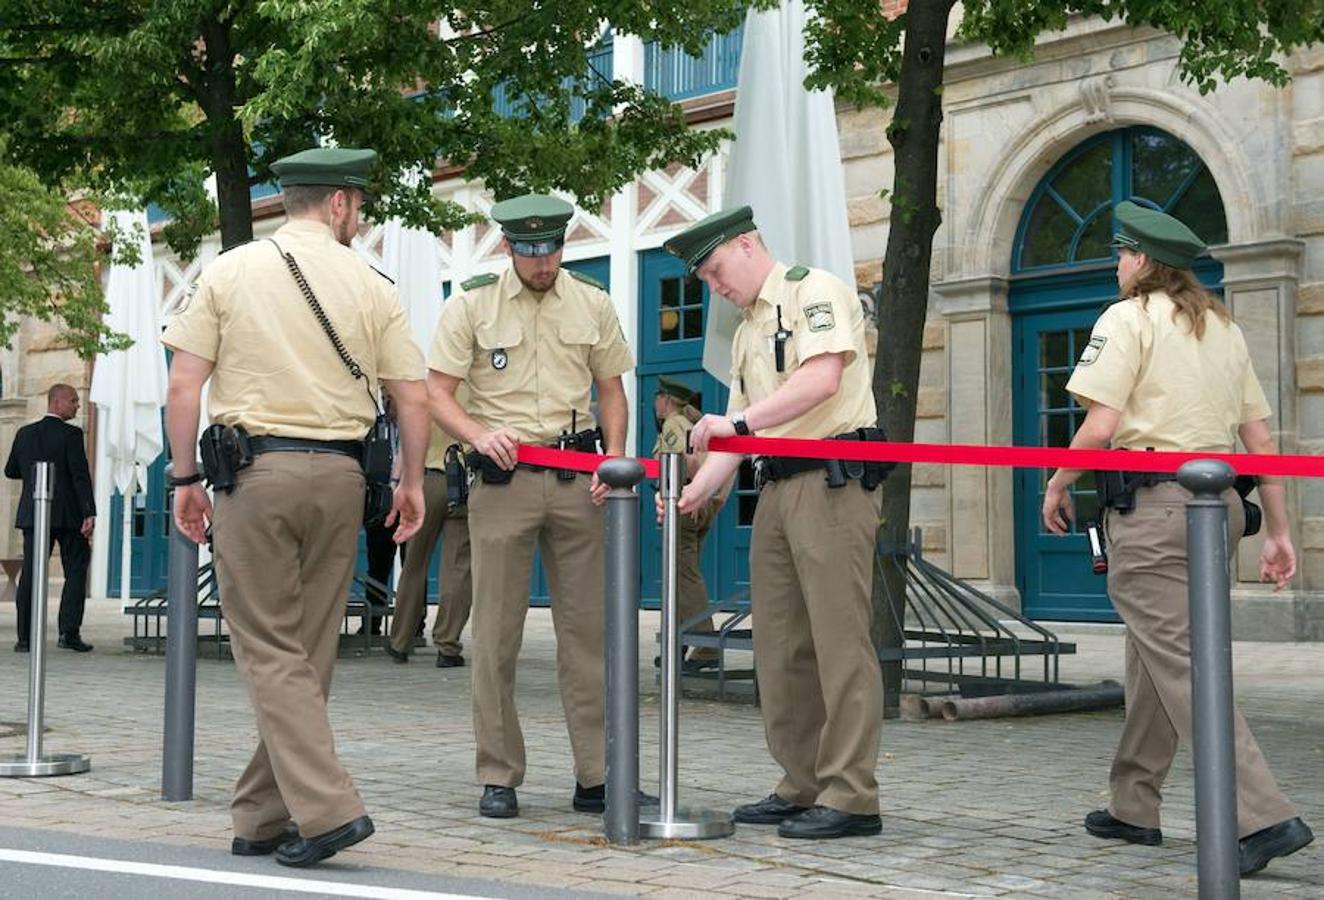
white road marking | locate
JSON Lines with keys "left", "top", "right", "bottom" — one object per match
{"left": 0, "top": 848, "right": 491, "bottom": 899}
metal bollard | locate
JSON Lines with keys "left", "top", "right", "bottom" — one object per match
{"left": 598, "top": 456, "right": 645, "bottom": 844}
{"left": 0, "top": 462, "right": 91, "bottom": 778}
{"left": 1178, "top": 459, "right": 1240, "bottom": 899}
{"left": 639, "top": 453, "right": 733, "bottom": 840}
{"left": 162, "top": 463, "right": 200, "bottom": 801}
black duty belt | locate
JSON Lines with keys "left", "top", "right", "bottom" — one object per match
{"left": 1127, "top": 471, "right": 1179, "bottom": 486}
{"left": 249, "top": 436, "right": 363, "bottom": 459}
{"left": 754, "top": 455, "right": 825, "bottom": 483}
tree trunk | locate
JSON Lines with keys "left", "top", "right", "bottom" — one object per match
{"left": 199, "top": 15, "right": 254, "bottom": 250}
{"left": 872, "top": 0, "right": 955, "bottom": 717}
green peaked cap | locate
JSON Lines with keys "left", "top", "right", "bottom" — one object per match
{"left": 270, "top": 147, "right": 377, "bottom": 189}
{"left": 1111, "top": 200, "right": 1207, "bottom": 269}
{"left": 491, "top": 193, "right": 574, "bottom": 256}
{"left": 662, "top": 206, "right": 757, "bottom": 274}
{"left": 655, "top": 376, "right": 694, "bottom": 403}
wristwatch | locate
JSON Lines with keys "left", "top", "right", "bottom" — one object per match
{"left": 167, "top": 471, "right": 203, "bottom": 487}
{"left": 730, "top": 412, "right": 752, "bottom": 436}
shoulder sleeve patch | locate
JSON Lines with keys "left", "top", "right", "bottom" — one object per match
{"left": 1077, "top": 335, "right": 1107, "bottom": 366}
{"left": 371, "top": 266, "right": 395, "bottom": 285}
{"left": 804, "top": 301, "right": 836, "bottom": 333}
{"left": 567, "top": 269, "right": 606, "bottom": 291}
{"left": 785, "top": 265, "right": 810, "bottom": 281}
{"left": 461, "top": 273, "right": 498, "bottom": 291}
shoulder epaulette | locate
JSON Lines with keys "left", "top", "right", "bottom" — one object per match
{"left": 461, "top": 272, "right": 498, "bottom": 291}
{"left": 785, "top": 265, "right": 810, "bottom": 281}
{"left": 370, "top": 266, "right": 395, "bottom": 285}
{"left": 567, "top": 269, "right": 606, "bottom": 291}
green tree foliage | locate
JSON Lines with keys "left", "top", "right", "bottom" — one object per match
{"left": 0, "top": 147, "right": 131, "bottom": 358}
{"left": 0, "top": 0, "right": 759, "bottom": 256}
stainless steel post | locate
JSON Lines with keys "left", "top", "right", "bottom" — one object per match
{"left": 599, "top": 456, "right": 644, "bottom": 845}
{"left": 162, "top": 463, "right": 200, "bottom": 801}
{"left": 0, "top": 462, "right": 91, "bottom": 778}
{"left": 639, "top": 452, "right": 733, "bottom": 840}
{"left": 1178, "top": 459, "right": 1241, "bottom": 900}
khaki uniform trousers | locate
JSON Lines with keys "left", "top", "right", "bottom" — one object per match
{"left": 750, "top": 473, "right": 883, "bottom": 815}
{"left": 677, "top": 500, "right": 718, "bottom": 652}
{"left": 213, "top": 452, "right": 367, "bottom": 840}
{"left": 389, "top": 469, "right": 473, "bottom": 657}
{"left": 1104, "top": 482, "right": 1297, "bottom": 837}
{"left": 467, "top": 469, "right": 606, "bottom": 787}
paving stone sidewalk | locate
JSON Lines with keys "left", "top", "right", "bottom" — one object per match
{"left": 1, "top": 601, "right": 1321, "bottom": 899}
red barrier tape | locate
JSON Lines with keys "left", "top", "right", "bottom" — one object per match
{"left": 517, "top": 437, "right": 1324, "bottom": 480}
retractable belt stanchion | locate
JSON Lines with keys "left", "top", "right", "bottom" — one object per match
{"left": 162, "top": 464, "right": 199, "bottom": 801}
{"left": 0, "top": 462, "right": 91, "bottom": 778}
{"left": 639, "top": 453, "right": 733, "bottom": 840}
{"left": 599, "top": 456, "right": 645, "bottom": 845}
{"left": 1179, "top": 460, "right": 1241, "bottom": 899}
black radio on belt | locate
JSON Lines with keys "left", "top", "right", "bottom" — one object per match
{"left": 1086, "top": 521, "right": 1108, "bottom": 574}
{"left": 362, "top": 414, "right": 394, "bottom": 485}
{"left": 198, "top": 424, "right": 253, "bottom": 494}
{"left": 444, "top": 442, "right": 469, "bottom": 510}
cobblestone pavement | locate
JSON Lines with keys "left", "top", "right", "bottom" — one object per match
{"left": 1, "top": 601, "right": 1321, "bottom": 899}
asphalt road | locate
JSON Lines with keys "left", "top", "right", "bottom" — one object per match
{"left": 0, "top": 826, "right": 603, "bottom": 900}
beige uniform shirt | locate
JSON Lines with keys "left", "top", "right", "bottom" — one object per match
{"left": 428, "top": 267, "right": 634, "bottom": 445}
{"left": 727, "top": 263, "right": 876, "bottom": 438}
{"left": 162, "top": 219, "right": 424, "bottom": 441}
{"left": 1066, "top": 291, "right": 1271, "bottom": 452}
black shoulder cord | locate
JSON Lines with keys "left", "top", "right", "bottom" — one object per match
{"left": 267, "top": 238, "right": 382, "bottom": 416}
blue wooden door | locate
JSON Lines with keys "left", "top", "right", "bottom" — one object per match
{"left": 107, "top": 452, "right": 170, "bottom": 597}
{"left": 636, "top": 249, "right": 753, "bottom": 609}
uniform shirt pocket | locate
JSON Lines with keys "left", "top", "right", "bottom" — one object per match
{"left": 473, "top": 326, "right": 524, "bottom": 381}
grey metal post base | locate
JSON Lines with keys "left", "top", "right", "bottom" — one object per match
{"left": 1178, "top": 459, "right": 1241, "bottom": 900}
{"left": 162, "top": 464, "right": 200, "bottom": 801}
{"left": 0, "top": 462, "right": 91, "bottom": 779}
{"left": 643, "top": 453, "right": 733, "bottom": 841}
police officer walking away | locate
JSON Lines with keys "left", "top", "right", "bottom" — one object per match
{"left": 163, "top": 147, "right": 429, "bottom": 867}
{"left": 652, "top": 376, "right": 721, "bottom": 671}
{"left": 1042, "top": 201, "right": 1313, "bottom": 875}
{"left": 386, "top": 418, "right": 473, "bottom": 667}
{"left": 428, "top": 194, "right": 633, "bottom": 818}
{"left": 663, "top": 207, "right": 886, "bottom": 840}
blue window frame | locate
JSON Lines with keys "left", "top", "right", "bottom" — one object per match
{"left": 644, "top": 25, "right": 743, "bottom": 102}
{"left": 492, "top": 32, "right": 614, "bottom": 122}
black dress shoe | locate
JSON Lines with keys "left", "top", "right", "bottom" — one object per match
{"left": 733, "top": 793, "right": 809, "bottom": 824}
{"left": 480, "top": 785, "right": 518, "bottom": 818}
{"left": 57, "top": 633, "right": 92, "bottom": 652}
{"left": 231, "top": 823, "right": 299, "bottom": 856}
{"left": 436, "top": 653, "right": 465, "bottom": 668}
{"left": 778, "top": 806, "right": 882, "bottom": 839}
{"left": 384, "top": 645, "right": 409, "bottom": 664}
{"left": 572, "top": 782, "right": 658, "bottom": 814}
{"left": 1240, "top": 816, "right": 1314, "bottom": 875}
{"left": 274, "top": 815, "right": 374, "bottom": 867}
{"left": 14, "top": 641, "right": 28, "bottom": 653}
{"left": 1084, "top": 809, "right": 1162, "bottom": 845}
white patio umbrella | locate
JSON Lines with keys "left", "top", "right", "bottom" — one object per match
{"left": 90, "top": 209, "right": 168, "bottom": 604}
{"left": 703, "top": 0, "right": 855, "bottom": 383}
{"left": 379, "top": 218, "right": 445, "bottom": 349}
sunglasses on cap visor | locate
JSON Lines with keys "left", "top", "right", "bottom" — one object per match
{"left": 507, "top": 237, "right": 565, "bottom": 257}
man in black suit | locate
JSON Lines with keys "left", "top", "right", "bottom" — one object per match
{"left": 5, "top": 383, "right": 96, "bottom": 652}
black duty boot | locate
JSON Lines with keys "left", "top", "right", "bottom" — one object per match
{"left": 57, "top": 632, "right": 92, "bottom": 652}
{"left": 480, "top": 785, "right": 518, "bottom": 818}
{"left": 274, "top": 815, "right": 374, "bottom": 867}
{"left": 1084, "top": 809, "right": 1162, "bottom": 846}
{"left": 778, "top": 806, "right": 882, "bottom": 839}
{"left": 1240, "top": 817, "right": 1314, "bottom": 876}
{"left": 231, "top": 823, "right": 299, "bottom": 856}
{"left": 733, "top": 793, "right": 809, "bottom": 825}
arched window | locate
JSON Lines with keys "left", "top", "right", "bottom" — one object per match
{"left": 1014, "top": 127, "right": 1227, "bottom": 272}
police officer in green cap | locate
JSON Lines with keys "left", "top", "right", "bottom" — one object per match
{"left": 427, "top": 193, "right": 634, "bottom": 818}
{"left": 663, "top": 205, "right": 887, "bottom": 840}
{"left": 1043, "top": 200, "right": 1312, "bottom": 874}
{"left": 651, "top": 376, "right": 725, "bottom": 671}
{"left": 162, "top": 146, "right": 429, "bottom": 865}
